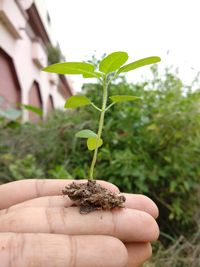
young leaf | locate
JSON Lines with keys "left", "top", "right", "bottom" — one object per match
{"left": 21, "top": 104, "right": 43, "bottom": 116}
{"left": 99, "top": 52, "right": 128, "bottom": 74}
{"left": 87, "top": 137, "right": 103, "bottom": 151}
{"left": 117, "top": 56, "right": 161, "bottom": 74}
{"left": 64, "top": 95, "right": 91, "bottom": 108}
{"left": 82, "top": 71, "right": 103, "bottom": 78}
{"left": 110, "top": 95, "right": 141, "bottom": 103}
{"left": 43, "top": 62, "right": 100, "bottom": 78}
{"left": 75, "top": 129, "right": 97, "bottom": 138}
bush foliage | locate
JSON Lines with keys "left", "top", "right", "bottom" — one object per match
{"left": 0, "top": 66, "right": 200, "bottom": 242}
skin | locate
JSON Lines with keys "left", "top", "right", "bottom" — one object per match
{"left": 0, "top": 179, "right": 159, "bottom": 267}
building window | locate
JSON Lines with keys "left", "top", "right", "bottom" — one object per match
{"left": 0, "top": 48, "right": 21, "bottom": 110}
{"left": 28, "top": 81, "right": 42, "bottom": 122}
{"left": 47, "top": 95, "right": 54, "bottom": 113}
{"left": 47, "top": 12, "right": 51, "bottom": 25}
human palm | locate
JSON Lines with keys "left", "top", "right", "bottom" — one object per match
{"left": 0, "top": 179, "right": 159, "bottom": 267}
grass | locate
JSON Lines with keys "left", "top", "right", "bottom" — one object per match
{"left": 144, "top": 192, "right": 200, "bottom": 267}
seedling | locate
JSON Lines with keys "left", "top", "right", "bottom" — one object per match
{"left": 43, "top": 52, "right": 161, "bottom": 213}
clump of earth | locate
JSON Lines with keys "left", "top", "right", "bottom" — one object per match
{"left": 62, "top": 180, "right": 126, "bottom": 214}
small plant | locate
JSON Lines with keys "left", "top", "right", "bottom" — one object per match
{"left": 43, "top": 51, "right": 161, "bottom": 213}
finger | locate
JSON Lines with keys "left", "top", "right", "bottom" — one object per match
{"left": 125, "top": 242, "right": 152, "bottom": 267}
{"left": 124, "top": 193, "right": 159, "bottom": 219}
{"left": 0, "top": 196, "right": 72, "bottom": 215}
{"left": 0, "top": 193, "right": 158, "bottom": 219}
{"left": 0, "top": 233, "right": 128, "bottom": 267}
{"left": 0, "top": 207, "right": 159, "bottom": 242}
{"left": 0, "top": 179, "right": 119, "bottom": 209}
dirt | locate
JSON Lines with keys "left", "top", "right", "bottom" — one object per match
{"left": 62, "top": 180, "right": 126, "bottom": 214}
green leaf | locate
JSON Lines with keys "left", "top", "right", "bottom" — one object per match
{"left": 64, "top": 95, "right": 91, "bottom": 108}
{"left": 87, "top": 137, "right": 103, "bottom": 151}
{"left": 75, "top": 129, "right": 97, "bottom": 138}
{"left": 82, "top": 71, "right": 103, "bottom": 78}
{"left": 21, "top": 104, "right": 43, "bottom": 116}
{"left": 0, "top": 108, "right": 22, "bottom": 120}
{"left": 99, "top": 52, "right": 128, "bottom": 74}
{"left": 43, "top": 62, "right": 100, "bottom": 78}
{"left": 110, "top": 95, "right": 141, "bottom": 103}
{"left": 117, "top": 56, "right": 161, "bottom": 74}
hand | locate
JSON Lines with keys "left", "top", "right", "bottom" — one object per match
{"left": 0, "top": 179, "right": 159, "bottom": 267}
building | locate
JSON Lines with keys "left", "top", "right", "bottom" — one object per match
{"left": 0, "top": 0, "right": 73, "bottom": 122}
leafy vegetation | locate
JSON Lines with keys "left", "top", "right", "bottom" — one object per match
{"left": 47, "top": 44, "right": 65, "bottom": 65}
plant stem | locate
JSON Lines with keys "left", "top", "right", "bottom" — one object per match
{"left": 90, "top": 102, "right": 101, "bottom": 112}
{"left": 105, "top": 102, "right": 115, "bottom": 111}
{"left": 89, "top": 76, "right": 108, "bottom": 179}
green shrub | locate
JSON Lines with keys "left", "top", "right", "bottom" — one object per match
{"left": 8, "top": 154, "right": 44, "bottom": 180}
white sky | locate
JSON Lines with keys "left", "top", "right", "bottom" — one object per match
{"left": 45, "top": 0, "right": 200, "bottom": 91}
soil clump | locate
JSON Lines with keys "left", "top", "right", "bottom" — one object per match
{"left": 62, "top": 180, "right": 126, "bottom": 214}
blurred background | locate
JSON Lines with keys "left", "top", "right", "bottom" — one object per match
{"left": 0, "top": 0, "right": 200, "bottom": 266}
